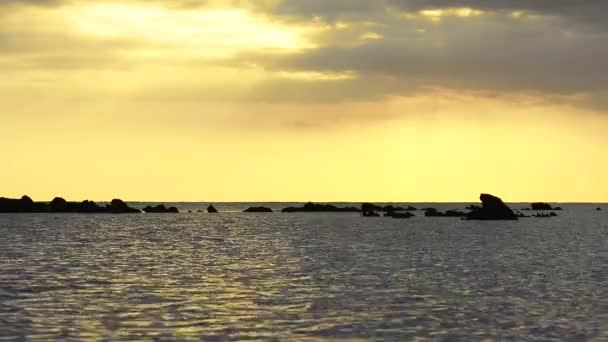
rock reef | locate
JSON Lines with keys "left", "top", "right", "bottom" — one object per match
{"left": 424, "top": 208, "right": 467, "bottom": 218}
{"left": 282, "top": 202, "right": 360, "bottom": 213}
{"left": 466, "top": 194, "right": 518, "bottom": 220}
{"left": 0, "top": 196, "right": 140, "bottom": 213}
{"left": 142, "top": 204, "right": 179, "bottom": 213}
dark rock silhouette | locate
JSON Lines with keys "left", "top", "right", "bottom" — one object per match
{"left": 244, "top": 207, "right": 273, "bottom": 213}
{"left": 207, "top": 205, "right": 219, "bottom": 213}
{"left": 282, "top": 202, "right": 360, "bottom": 213}
{"left": 362, "top": 211, "right": 380, "bottom": 217}
{"left": 533, "top": 212, "right": 558, "bottom": 218}
{"left": 108, "top": 199, "right": 140, "bottom": 213}
{"left": 142, "top": 204, "right": 179, "bottom": 213}
{"left": 466, "top": 205, "right": 481, "bottom": 211}
{"left": 531, "top": 203, "right": 563, "bottom": 211}
{"left": 361, "top": 203, "right": 417, "bottom": 213}
{"left": 361, "top": 203, "right": 383, "bottom": 212}
{"left": 466, "top": 194, "right": 518, "bottom": 220}
{"left": 425, "top": 208, "right": 467, "bottom": 218}
{"left": 388, "top": 212, "right": 415, "bottom": 219}
{"left": 0, "top": 196, "right": 140, "bottom": 213}
{"left": 597, "top": 207, "right": 602, "bottom": 211}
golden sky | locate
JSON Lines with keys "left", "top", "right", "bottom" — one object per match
{"left": 2, "top": 0, "right": 608, "bottom": 202}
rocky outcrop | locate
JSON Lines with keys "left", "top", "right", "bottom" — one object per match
{"left": 244, "top": 207, "right": 273, "bottom": 213}
{"left": 466, "top": 194, "right": 518, "bottom": 220}
{"left": 0, "top": 196, "right": 140, "bottom": 213}
{"left": 282, "top": 202, "right": 360, "bottom": 213}
{"left": 142, "top": 204, "right": 179, "bottom": 213}
{"left": 424, "top": 208, "right": 467, "bottom": 218}
{"left": 207, "top": 205, "right": 219, "bottom": 213}
{"left": 531, "top": 203, "right": 563, "bottom": 211}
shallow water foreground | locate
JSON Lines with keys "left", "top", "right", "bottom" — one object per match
{"left": 1, "top": 207, "right": 607, "bottom": 340}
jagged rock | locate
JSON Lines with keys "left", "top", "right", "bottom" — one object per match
{"left": 425, "top": 208, "right": 467, "bottom": 218}
{"left": 142, "top": 204, "right": 179, "bottom": 213}
{"left": 466, "top": 194, "right": 518, "bottom": 220}
{"left": 282, "top": 202, "right": 360, "bottom": 213}
{"left": 79, "top": 200, "right": 106, "bottom": 213}
{"left": 362, "top": 211, "right": 380, "bottom": 217}
{"left": 207, "top": 205, "right": 219, "bottom": 213}
{"left": 244, "top": 207, "right": 273, "bottom": 213}
{"left": 531, "top": 203, "right": 562, "bottom": 211}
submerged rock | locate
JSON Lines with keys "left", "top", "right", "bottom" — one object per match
{"left": 244, "top": 206, "right": 273, "bottom": 213}
{"left": 466, "top": 194, "right": 518, "bottom": 220}
{"left": 362, "top": 211, "right": 380, "bottom": 217}
{"left": 282, "top": 202, "right": 360, "bottom": 213}
{"left": 533, "top": 212, "right": 558, "bottom": 218}
{"left": 207, "top": 205, "right": 219, "bottom": 213}
{"left": 142, "top": 204, "right": 179, "bottom": 213}
{"left": 388, "top": 212, "right": 415, "bottom": 219}
{"left": 424, "top": 208, "right": 467, "bottom": 218}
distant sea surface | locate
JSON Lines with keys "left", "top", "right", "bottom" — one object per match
{"left": 1, "top": 203, "right": 607, "bottom": 341}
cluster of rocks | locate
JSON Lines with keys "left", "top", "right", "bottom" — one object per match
{"left": 142, "top": 205, "right": 179, "bottom": 213}
{"left": 424, "top": 208, "right": 468, "bottom": 218}
{"left": 0, "top": 196, "right": 140, "bottom": 214}
{"left": 282, "top": 202, "right": 360, "bottom": 213}
{"left": 526, "top": 203, "right": 563, "bottom": 211}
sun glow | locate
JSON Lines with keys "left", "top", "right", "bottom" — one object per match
{"left": 66, "top": 3, "right": 317, "bottom": 57}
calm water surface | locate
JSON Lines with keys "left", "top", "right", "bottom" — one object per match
{"left": 1, "top": 204, "right": 607, "bottom": 341}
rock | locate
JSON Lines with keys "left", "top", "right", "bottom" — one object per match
{"left": 142, "top": 204, "right": 179, "bottom": 213}
{"left": 425, "top": 208, "right": 467, "bottom": 218}
{"left": 108, "top": 199, "right": 141, "bottom": 213}
{"left": 531, "top": 203, "right": 562, "bottom": 211}
{"left": 597, "top": 207, "right": 602, "bottom": 211}
{"left": 389, "top": 212, "right": 415, "bottom": 219}
{"left": 282, "top": 202, "right": 360, "bottom": 213}
{"left": 244, "top": 207, "right": 273, "bottom": 213}
{"left": 466, "top": 194, "right": 518, "bottom": 220}
{"left": 78, "top": 200, "right": 106, "bottom": 213}
{"left": 361, "top": 203, "right": 383, "bottom": 212}
{"left": 362, "top": 211, "right": 380, "bottom": 217}
{"left": 465, "top": 205, "right": 481, "bottom": 211}
{"left": 533, "top": 212, "right": 558, "bottom": 218}
{"left": 207, "top": 205, "right": 219, "bottom": 213}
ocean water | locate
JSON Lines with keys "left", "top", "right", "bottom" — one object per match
{"left": 0, "top": 203, "right": 607, "bottom": 341}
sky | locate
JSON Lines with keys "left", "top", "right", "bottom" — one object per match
{"left": 2, "top": 0, "right": 608, "bottom": 202}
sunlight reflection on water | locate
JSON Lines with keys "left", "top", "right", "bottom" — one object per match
{"left": 1, "top": 206, "right": 607, "bottom": 340}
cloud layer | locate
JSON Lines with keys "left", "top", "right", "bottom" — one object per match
{"left": 1, "top": 0, "right": 608, "bottom": 111}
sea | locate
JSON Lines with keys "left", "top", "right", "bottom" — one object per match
{"left": 0, "top": 202, "right": 607, "bottom": 341}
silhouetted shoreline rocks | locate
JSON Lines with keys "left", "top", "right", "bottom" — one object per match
{"left": 424, "top": 208, "right": 467, "bottom": 218}
{"left": 244, "top": 206, "right": 273, "bottom": 213}
{"left": 530, "top": 203, "right": 563, "bottom": 211}
{"left": 142, "top": 204, "right": 179, "bottom": 213}
{"left": 466, "top": 194, "right": 518, "bottom": 220}
{"left": 0, "top": 196, "right": 140, "bottom": 213}
{"left": 207, "top": 205, "right": 219, "bottom": 213}
{"left": 282, "top": 202, "right": 360, "bottom": 213}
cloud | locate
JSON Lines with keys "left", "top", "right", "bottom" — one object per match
{"left": 1, "top": 0, "right": 608, "bottom": 114}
